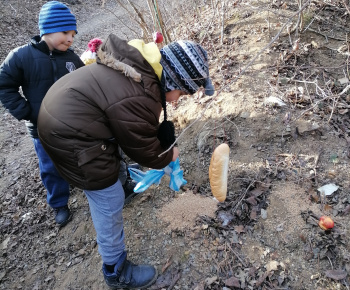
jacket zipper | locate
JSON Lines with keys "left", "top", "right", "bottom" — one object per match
{"left": 49, "top": 51, "right": 58, "bottom": 82}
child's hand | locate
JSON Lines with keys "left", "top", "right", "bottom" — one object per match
{"left": 172, "top": 146, "right": 179, "bottom": 161}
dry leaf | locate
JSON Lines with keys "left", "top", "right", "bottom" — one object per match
{"left": 276, "top": 223, "right": 284, "bottom": 232}
{"left": 256, "top": 272, "right": 269, "bottom": 287}
{"left": 310, "top": 193, "right": 320, "bottom": 203}
{"left": 205, "top": 276, "right": 217, "bottom": 285}
{"left": 234, "top": 225, "right": 245, "bottom": 234}
{"left": 138, "top": 193, "right": 151, "bottom": 203}
{"left": 338, "top": 109, "right": 349, "bottom": 115}
{"left": 323, "top": 204, "right": 332, "bottom": 212}
{"left": 250, "top": 208, "right": 258, "bottom": 220}
{"left": 246, "top": 196, "right": 258, "bottom": 205}
{"left": 266, "top": 260, "right": 280, "bottom": 272}
{"left": 149, "top": 268, "right": 181, "bottom": 289}
{"left": 342, "top": 205, "right": 350, "bottom": 216}
{"left": 161, "top": 256, "right": 173, "bottom": 273}
{"left": 249, "top": 188, "right": 264, "bottom": 197}
{"left": 325, "top": 269, "right": 347, "bottom": 280}
{"left": 0, "top": 237, "right": 10, "bottom": 250}
{"left": 224, "top": 276, "right": 240, "bottom": 287}
{"left": 193, "top": 282, "right": 205, "bottom": 290}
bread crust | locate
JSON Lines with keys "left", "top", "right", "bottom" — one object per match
{"left": 209, "top": 143, "right": 230, "bottom": 202}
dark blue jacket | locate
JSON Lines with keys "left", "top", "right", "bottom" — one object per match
{"left": 0, "top": 35, "right": 84, "bottom": 138}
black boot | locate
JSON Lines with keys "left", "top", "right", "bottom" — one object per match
{"left": 53, "top": 205, "right": 72, "bottom": 227}
{"left": 123, "top": 163, "right": 142, "bottom": 206}
{"left": 123, "top": 178, "right": 138, "bottom": 206}
{"left": 102, "top": 256, "right": 157, "bottom": 289}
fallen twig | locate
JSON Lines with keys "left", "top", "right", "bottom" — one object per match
{"left": 167, "top": 270, "right": 181, "bottom": 290}
{"left": 224, "top": 116, "right": 241, "bottom": 137}
{"left": 328, "top": 84, "right": 350, "bottom": 122}
{"left": 342, "top": 0, "right": 350, "bottom": 16}
{"left": 226, "top": 242, "right": 247, "bottom": 267}
{"left": 289, "top": 80, "right": 350, "bottom": 123}
{"left": 231, "top": 180, "right": 255, "bottom": 213}
{"left": 306, "top": 28, "right": 346, "bottom": 42}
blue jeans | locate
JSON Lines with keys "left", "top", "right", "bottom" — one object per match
{"left": 33, "top": 138, "right": 70, "bottom": 208}
{"left": 84, "top": 180, "right": 125, "bottom": 265}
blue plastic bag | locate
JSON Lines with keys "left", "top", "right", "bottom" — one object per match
{"left": 166, "top": 158, "right": 187, "bottom": 191}
{"left": 128, "top": 158, "right": 187, "bottom": 193}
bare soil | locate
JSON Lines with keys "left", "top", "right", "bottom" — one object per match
{"left": 1, "top": 0, "right": 350, "bottom": 289}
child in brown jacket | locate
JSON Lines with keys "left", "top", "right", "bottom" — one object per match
{"left": 38, "top": 34, "right": 214, "bottom": 289}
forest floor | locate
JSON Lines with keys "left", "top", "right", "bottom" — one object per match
{"left": 1, "top": 0, "right": 350, "bottom": 289}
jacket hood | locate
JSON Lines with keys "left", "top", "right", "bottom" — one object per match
{"left": 97, "top": 34, "right": 161, "bottom": 100}
{"left": 128, "top": 39, "right": 162, "bottom": 80}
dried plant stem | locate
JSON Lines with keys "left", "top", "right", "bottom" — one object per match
{"left": 103, "top": 6, "right": 139, "bottom": 38}
{"left": 327, "top": 256, "right": 334, "bottom": 269}
{"left": 294, "top": 0, "right": 304, "bottom": 39}
{"left": 342, "top": 0, "right": 350, "bottom": 15}
{"left": 114, "top": 0, "right": 151, "bottom": 41}
{"left": 306, "top": 28, "right": 346, "bottom": 41}
{"left": 151, "top": 0, "right": 171, "bottom": 44}
{"left": 328, "top": 95, "right": 341, "bottom": 123}
{"left": 231, "top": 181, "right": 255, "bottom": 213}
{"left": 328, "top": 84, "right": 350, "bottom": 122}
{"left": 224, "top": 117, "right": 241, "bottom": 137}
{"left": 226, "top": 242, "right": 247, "bottom": 267}
{"left": 346, "top": 34, "right": 350, "bottom": 79}
{"left": 220, "top": 0, "right": 225, "bottom": 45}
{"left": 288, "top": 79, "right": 350, "bottom": 123}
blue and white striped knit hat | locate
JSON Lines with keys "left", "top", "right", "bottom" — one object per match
{"left": 160, "top": 40, "right": 215, "bottom": 96}
{"left": 39, "top": 1, "right": 77, "bottom": 37}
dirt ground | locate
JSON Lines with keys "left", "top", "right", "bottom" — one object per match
{"left": 1, "top": 0, "right": 350, "bottom": 289}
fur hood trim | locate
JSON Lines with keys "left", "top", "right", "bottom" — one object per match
{"left": 97, "top": 49, "right": 141, "bottom": 83}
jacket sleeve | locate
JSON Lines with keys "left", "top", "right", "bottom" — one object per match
{"left": 0, "top": 50, "right": 31, "bottom": 121}
{"left": 106, "top": 95, "right": 173, "bottom": 169}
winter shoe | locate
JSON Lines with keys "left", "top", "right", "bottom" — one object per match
{"left": 123, "top": 163, "right": 141, "bottom": 206}
{"left": 53, "top": 205, "right": 72, "bottom": 227}
{"left": 123, "top": 178, "right": 138, "bottom": 206}
{"left": 102, "top": 256, "right": 157, "bottom": 289}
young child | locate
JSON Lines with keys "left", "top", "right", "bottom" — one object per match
{"left": 38, "top": 34, "right": 214, "bottom": 288}
{"left": 0, "top": 1, "right": 85, "bottom": 227}
{"left": 80, "top": 38, "right": 103, "bottom": 65}
{"left": 80, "top": 37, "right": 141, "bottom": 204}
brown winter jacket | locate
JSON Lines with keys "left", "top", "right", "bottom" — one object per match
{"left": 37, "top": 34, "right": 173, "bottom": 190}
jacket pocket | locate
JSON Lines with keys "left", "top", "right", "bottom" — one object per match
{"left": 76, "top": 141, "right": 116, "bottom": 167}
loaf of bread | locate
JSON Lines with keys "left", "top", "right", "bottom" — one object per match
{"left": 209, "top": 143, "right": 230, "bottom": 202}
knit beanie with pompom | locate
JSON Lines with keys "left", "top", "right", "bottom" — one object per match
{"left": 160, "top": 40, "right": 215, "bottom": 96}
{"left": 157, "top": 40, "right": 215, "bottom": 149}
{"left": 80, "top": 38, "right": 103, "bottom": 65}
